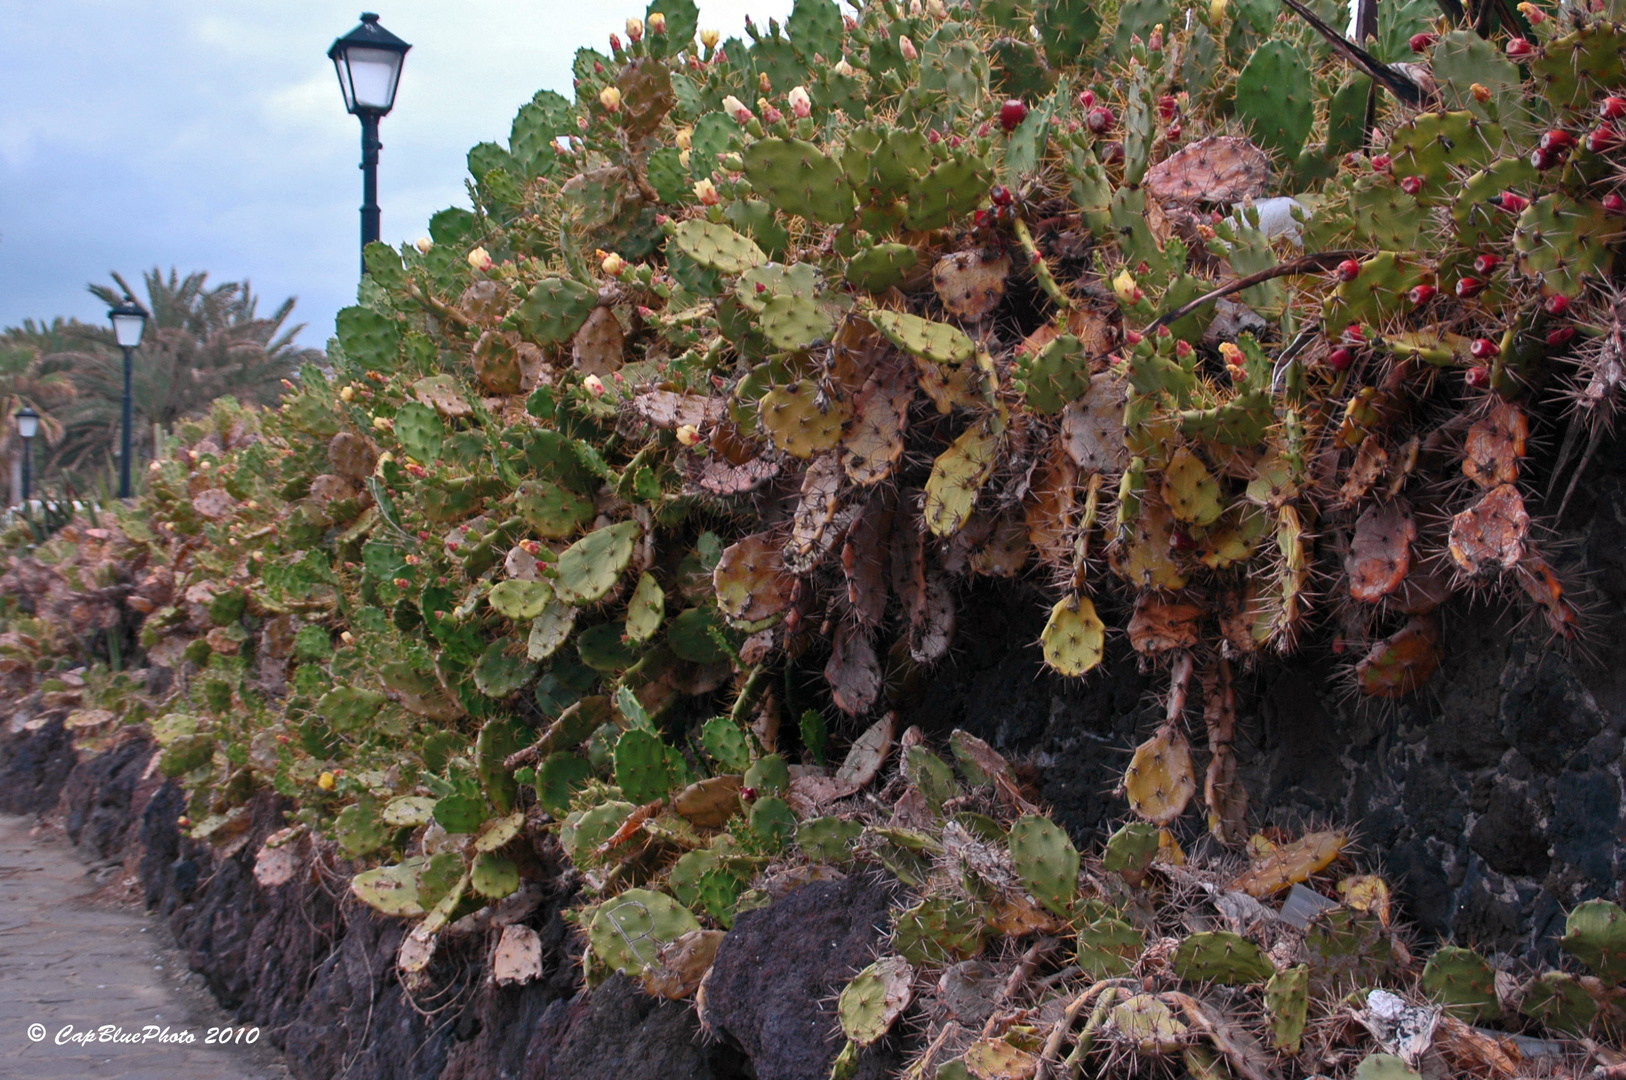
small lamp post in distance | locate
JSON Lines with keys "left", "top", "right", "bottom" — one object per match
{"left": 108, "top": 299, "right": 148, "bottom": 499}
{"left": 15, "top": 406, "right": 39, "bottom": 505}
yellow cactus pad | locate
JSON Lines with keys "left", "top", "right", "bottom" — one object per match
{"left": 1041, "top": 593, "right": 1106, "bottom": 676}
{"left": 1123, "top": 722, "right": 1197, "bottom": 826}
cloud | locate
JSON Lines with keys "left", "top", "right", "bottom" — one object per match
{"left": 0, "top": 0, "right": 796, "bottom": 345}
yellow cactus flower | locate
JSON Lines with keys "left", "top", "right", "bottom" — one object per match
{"left": 599, "top": 86, "right": 622, "bottom": 113}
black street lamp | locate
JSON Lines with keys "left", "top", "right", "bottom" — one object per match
{"left": 15, "top": 406, "right": 39, "bottom": 505}
{"left": 109, "top": 299, "right": 148, "bottom": 499}
{"left": 328, "top": 13, "right": 411, "bottom": 275}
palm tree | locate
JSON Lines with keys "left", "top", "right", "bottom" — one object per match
{"left": 40, "top": 269, "right": 325, "bottom": 480}
{"left": 0, "top": 343, "right": 77, "bottom": 505}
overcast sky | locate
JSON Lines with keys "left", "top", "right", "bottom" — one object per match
{"left": 0, "top": 1, "right": 794, "bottom": 347}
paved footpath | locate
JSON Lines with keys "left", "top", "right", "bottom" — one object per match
{"left": 0, "top": 814, "right": 287, "bottom": 1079}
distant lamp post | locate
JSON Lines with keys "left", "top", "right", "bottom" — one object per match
{"left": 15, "top": 406, "right": 39, "bottom": 505}
{"left": 328, "top": 13, "right": 411, "bottom": 275}
{"left": 109, "top": 299, "right": 148, "bottom": 499}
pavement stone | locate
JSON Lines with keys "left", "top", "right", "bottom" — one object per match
{"left": 0, "top": 813, "right": 286, "bottom": 1079}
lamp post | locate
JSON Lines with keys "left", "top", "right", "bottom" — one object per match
{"left": 15, "top": 406, "right": 39, "bottom": 505}
{"left": 109, "top": 300, "right": 148, "bottom": 499}
{"left": 328, "top": 13, "right": 411, "bottom": 275}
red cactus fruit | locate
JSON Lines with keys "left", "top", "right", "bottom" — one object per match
{"left": 999, "top": 99, "right": 1028, "bottom": 132}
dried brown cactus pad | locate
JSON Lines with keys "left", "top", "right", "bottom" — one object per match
{"left": 1448, "top": 483, "right": 1529, "bottom": 575}
{"left": 1346, "top": 501, "right": 1417, "bottom": 603}
{"left": 1355, "top": 615, "right": 1442, "bottom": 698}
{"left": 1462, "top": 402, "right": 1528, "bottom": 488}
{"left": 1145, "top": 136, "right": 1271, "bottom": 205}
{"left": 932, "top": 249, "right": 1010, "bottom": 321}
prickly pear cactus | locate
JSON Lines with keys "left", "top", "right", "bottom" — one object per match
{"left": 34, "top": 0, "right": 1626, "bottom": 1063}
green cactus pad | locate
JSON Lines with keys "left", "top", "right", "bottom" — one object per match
{"left": 903, "top": 745, "right": 960, "bottom": 809}
{"left": 554, "top": 521, "right": 641, "bottom": 605}
{"left": 743, "top": 752, "right": 790, "bottom": 796}
{"left": 588, "top": 887, "right": 701, "bottom": 974}
{"left": 528, "top": 603, "right": 578, "bottom": 661}
{"left": 1353, "top": 1054, "right": 1422, "bottom": 1080}
{"left": 575, "top": 621, "right": 638, "bottom": 671}
{"left": 316, "top": 685, "right": 386, "bottom": 732}
{"left": 894, "top": 896, "right": 984, "bottom": 965}
{"left": 1388, "top": 112, "right": 1504, "bottom": 199}
{"left": 838, "top": 956, "right": 915, "bottom": 1046}
{"left": 473, "top": 643, "right": 537, "bottom": 698}
{"left": 700, "top": 717, "right": 753, "bottom": 771}
{"left": 1234, "top": 41, "right": 1313, "bottom": 161}
{"left": 797, "top": 815, "right": 862, "bottom": 861}
{"left": 334, "top": 798, "right": 389, "bottom": 859}
{"left": 470, "top": 851, "right": 521, "bottom": 899}
{"left": 748, "top": 795, "right": 799, "bottom": 847}
{"left": 567, "top": 800, "right": 635, "bottom": 861}
{"left": 516, "top": 480, "right": 595, "bottom": 539}
{"left": 758, "top": 293, "right": 838, "bottom": 352}
{"left": 1265, "top": 964, "right": 1310, "bottom": 1053}
{"left": 1519, "top": 969, "right": 1599, "bottom": 1034}
{"left": 536, "top": 752, "right": 593, "bottom": 816}
{"left": 335, "top": 306, "right": 402, "bottom": 370}
{"left": 671, "top": 219, "right": 766, "bottom": 274}
{"left": 351, "top": 861, "right": 425, "bottom": 917}
{"left": 845, "top": 243, "right": 919, "bottom": 292}
{"left": 1171, "top": 930, "right": 1275, "bottom": 985}
{"left": 393, "top": 402, "right": 444, "bottom": 464}
{"left": 1076, "top": 916, "right": 1145, "bottom": 979}
{"left": 1099, "top": 823, "right": 1164, "bottom": 884}
{"left": 904, "top": 155, "right": 992, "bottom": 231}
{"left": 476, "top": 718, "right": 523, "bottom": 814}
{"left": 488, "top": 578, "right": 554, "bottom": 621}
{"left": 742, "top": 138, "right": 855, "bottom": 225}
{"left": 382, "top": 796, "right": 438, "bottom": 828}
{"left": 1304, "top": 907, "right": 1390, "bottom": 986}
{"left": 614, "top": 728, "right": 673, "bottom": 805}
{"left": 433, "top": 793, "right": 487, "bottom": 834}
{"left": 514, "top": 276, "right": 598, "bottom": 346}
{"left": 1561, "top": 899, "right": 1626, "bottom": 984}
{"left": 1420, "top": 945, "right": 1499, "bottom": 1021}
{"left": 1015, "top": 334, "right": 1089, "bottom": 415}
{"left": 869, "top": 309, "right": 975, "bottom": 366}
{"left": 1008, "top": 814, "right": 1079, "bottom": 917}
{"left": 1514, "top": 194, "right": 1616, "bottom": 298}
{"left": 415, "top": 851, "right": 467, "bottom": 909}
{"left": 624, "top": 572, "right": 665, "bottom": 643}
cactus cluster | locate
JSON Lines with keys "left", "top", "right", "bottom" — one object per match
{"left": 8, "top": 0, "right": 1626, "bottom": 1074}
